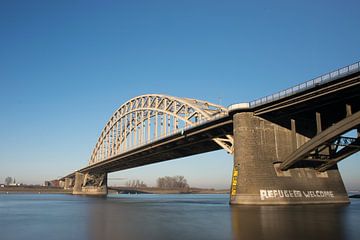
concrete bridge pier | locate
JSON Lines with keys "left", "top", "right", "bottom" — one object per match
{"left": 64, "top": 177, "right": 74, "bottom": 190}
{"left": 230, "top": 112, "right": 349, "bottom": 205}
{"left": 73, "top": 172, "right": 108, "bottom": 196}
{"left": 59, "top": 180, "right": 65, "bottom": 188}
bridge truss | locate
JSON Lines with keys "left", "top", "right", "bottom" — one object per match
{"left": 280, "top": 108, "right": 360, "bottom": 171}
{"left": 89, "top": 94, "right": 232, "bottom": 166}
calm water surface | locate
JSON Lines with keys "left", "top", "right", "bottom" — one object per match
{"left": 0, "top": 194, "right": 359, "bottom": 240}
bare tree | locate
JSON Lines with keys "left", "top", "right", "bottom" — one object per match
{"left": 157, "top": 176, "right": 189, "bottom": 189}
{"left": 125, "top": 179, "right": 147, "bottom": 188}
{"left": 5, "top": 177, "right": 12, "bottom": 185}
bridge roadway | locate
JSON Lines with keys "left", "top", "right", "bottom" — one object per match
{"left": 61, "top": 61, "right": 360, "bottom": 205}
{"left": 69, "top": 115, "right": 233, "bottom": 177}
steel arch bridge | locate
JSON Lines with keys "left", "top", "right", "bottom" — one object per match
{"left": 89, "top": 94, "right": 233, "bottom": 166}
{"left": 60, "top": 61, "right": 360, "bottom": 205}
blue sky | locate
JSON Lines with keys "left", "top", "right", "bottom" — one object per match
{"left": 0, "top": 0, "right": 359, "bottom": 189}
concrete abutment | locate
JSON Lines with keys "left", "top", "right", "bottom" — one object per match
{"left": 230, "top": 112, "right": 349, "bottom": 205}
{"left": 72, "top": 172, "right": 108, "bottom": 196}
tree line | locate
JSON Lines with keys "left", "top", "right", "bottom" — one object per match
{"left": 124, "top": 175, "right": 189, "bottom": 189}
{"left": 125, "top": 179, "right": 147, "bottom": 188}
{"left": 156, "top": 175, "right": 189, "bottom": 189}
{"left": 4, "top": 177, "right": 15, "bottom": 185}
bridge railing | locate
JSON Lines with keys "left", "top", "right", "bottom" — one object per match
{"left": 249, "top": 61, "right": 360, "bottom": 108}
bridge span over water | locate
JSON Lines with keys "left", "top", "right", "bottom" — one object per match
{"left": 61, "top": 61, "right": 360, "bottom": 205}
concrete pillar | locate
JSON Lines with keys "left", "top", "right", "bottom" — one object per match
{"left": 59, "top": 180, "right": 65, "bottom": 188}
{"left": 73, "top": 172, "right": 85, "bottom": 194}
{"left": 64, "top": 178, "right": 73, "bottom": 190}
{"left": 72, "top": 172, "right": 108, "bottom": 196}
{"left": 230, "top": 112, "right": 349, "bottom": 205}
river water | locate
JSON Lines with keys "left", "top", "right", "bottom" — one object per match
{"left": 0, "top": 194, "right": 359, "bottom": 240}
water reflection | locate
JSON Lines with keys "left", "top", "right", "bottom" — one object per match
{"left": 0, "top": 194, "right": 358, "bottom": 240}
{"left": 231, "top": 204, "right": 349, "bottom": 240}
{"left": 86, "top": 194, "right": 232, "bottom": 240}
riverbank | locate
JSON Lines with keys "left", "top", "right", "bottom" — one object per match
{"left": 108, "top": 187, "right": 229, "bottom": 194}
{"left": 0, "top": 186, "right": 72, "bottom": 194}
{"left": 0, "top": 186, "right": 229, "bottom": 194}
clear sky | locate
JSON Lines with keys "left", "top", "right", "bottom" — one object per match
{"left": 0, "top": 0, "right": 359, "bottom": 190}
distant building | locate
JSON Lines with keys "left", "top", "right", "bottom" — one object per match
{"left": 44, "top": 180, "right": 60, "bottom": 187}
{"left": 9, "top": 178, "right": 21, "bottom": 186}
{"left": 8, "top": 183, "right": 21, "bottom": 186}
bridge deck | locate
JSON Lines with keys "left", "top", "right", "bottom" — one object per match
{"left": 63, "top": 115, "right": 232, "bottom": 179}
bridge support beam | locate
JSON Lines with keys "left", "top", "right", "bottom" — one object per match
{"left": 230, "top": 112, "right": 349, "bottom": 205}
{"left": 73, "top": 172, "right": 108, "bottom": 196}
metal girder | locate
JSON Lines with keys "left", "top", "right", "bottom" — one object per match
{"left": 332, "top": 136, "right": 360, "bottom": 148}
{"left": 305, "top": 137, "right": 360, "bottom": 161}
{"left": 213, "top": 135, "right": 234, "bottom": 154}
{"left": 83, "top": 173, "right": 107, "bottom": 187}
{"left": 89, "top": 94, "right": 229, "bottom": 165}
{"left": 280, "top": 110, "right": 360, "bottom": 171}
{"left": 315, "top": 137, "right": 360, "bottom": 171}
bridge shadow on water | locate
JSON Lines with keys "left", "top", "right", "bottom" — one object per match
{"left": 81, "top": 194, "right": 360, "bottom": 240}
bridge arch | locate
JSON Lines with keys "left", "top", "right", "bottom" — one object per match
{"left": 89, "top": 94, "right": 230, "bottom": 165}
